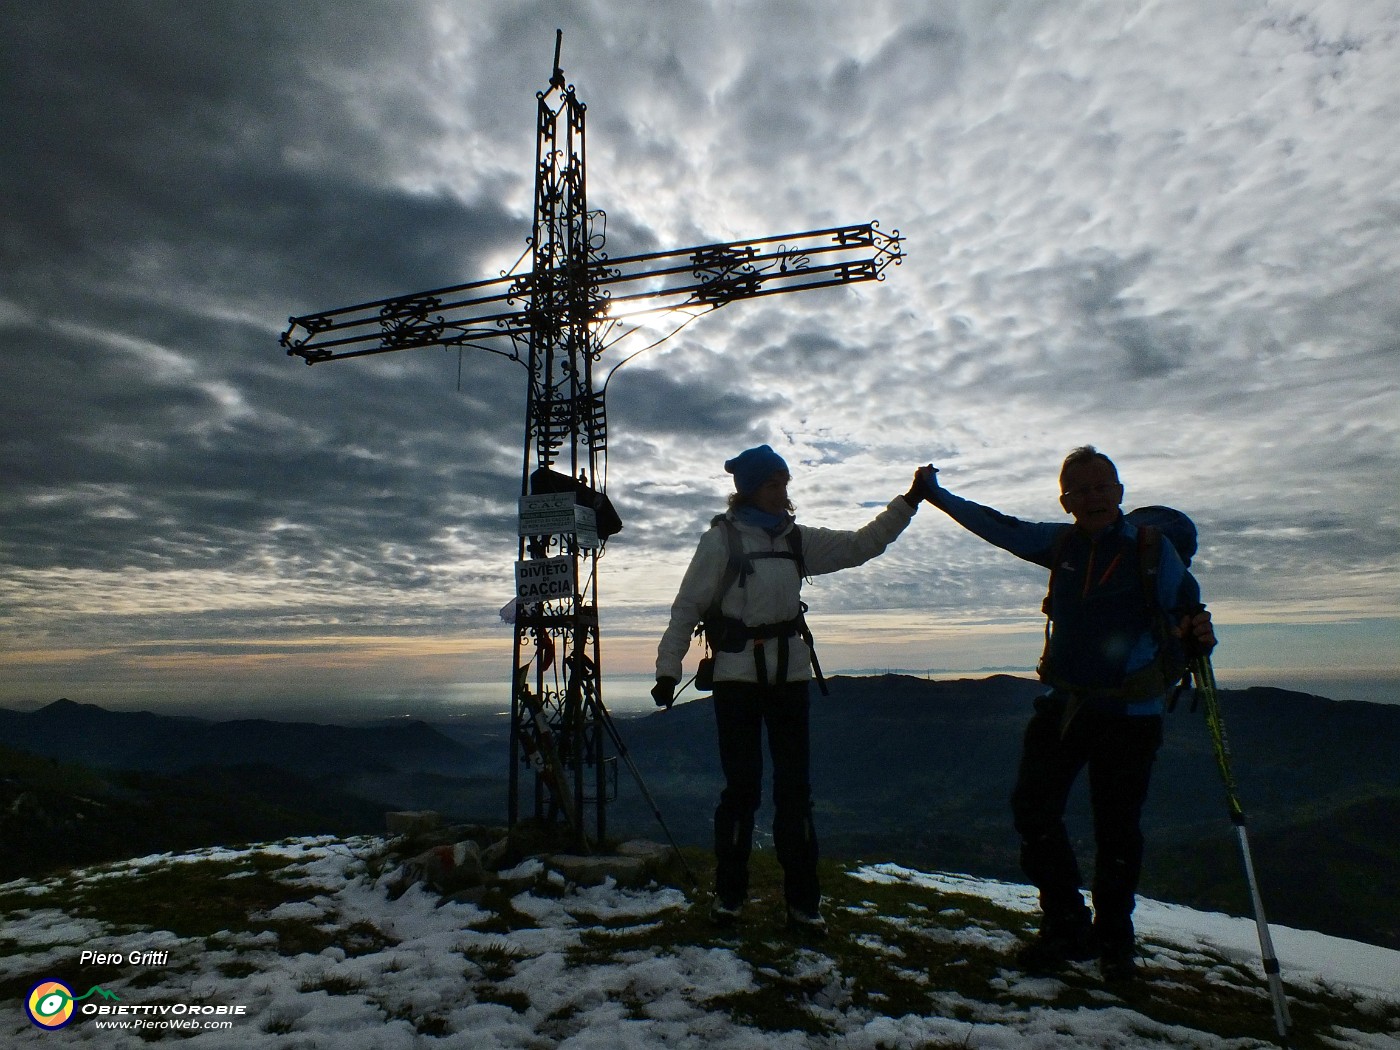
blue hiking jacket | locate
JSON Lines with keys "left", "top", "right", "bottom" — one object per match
{"left": 932, "top": 488, "right": 1201, "bottom": 715}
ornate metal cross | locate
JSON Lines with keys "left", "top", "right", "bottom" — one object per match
{"left": 280, "top": 32, "right": 902, "bottom": 845}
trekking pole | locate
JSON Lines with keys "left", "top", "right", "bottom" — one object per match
{"left": 594, "top": 699, "right": 699, "bottom": 886}
{"left": 1191, "top": 653, "right": 1292, "bottom": 1047}
{"left": 670, "top": 671, "right": 699, "bottom": 705}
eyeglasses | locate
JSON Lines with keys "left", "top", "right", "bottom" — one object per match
{"left": 1061, "top": 482, "right": 1121, "bottom": 500}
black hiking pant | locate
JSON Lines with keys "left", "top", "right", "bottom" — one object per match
{"left": 711, "top": 680, "right": 820, "bottom": 912}
{"left": 1011, "top": 694, "right": 1163, "bottom": 945}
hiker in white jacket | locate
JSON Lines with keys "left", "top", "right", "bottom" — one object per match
{"left": 651, "top": 444, "right": 932, "bottom": 933}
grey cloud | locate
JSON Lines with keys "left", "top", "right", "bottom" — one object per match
{"left": 2, "top": 1, "right": 1398, "bottom": 705}
{"left": 714, "top": 15, "right": 965, "bottom": 167}
{"left": 605, "top": 364, "right": 784, "bottom": 439}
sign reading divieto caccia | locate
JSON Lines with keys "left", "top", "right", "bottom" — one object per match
{"left": 514, "top": 556, "right": 574, "bottom": 601}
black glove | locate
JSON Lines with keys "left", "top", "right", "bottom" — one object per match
{"left": 1180, "top": 610, "right": 1217, "bottom": 659}
{"left": 651, "top": 676, "right": 678, "bottom": 709}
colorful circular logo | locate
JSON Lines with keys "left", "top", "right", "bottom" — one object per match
{"left": 26, "top": 979, "right": 76, "bottom": 1030}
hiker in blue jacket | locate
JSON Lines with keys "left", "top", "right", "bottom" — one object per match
{"left": 924, "top": 446, "right": 1215, "bottom": 980}
{"left": 652, "top": 444, "right": 931, "bottom": 934}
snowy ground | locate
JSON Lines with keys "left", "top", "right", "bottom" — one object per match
{"left": 3, "top": 836, "right": 1398, "bottom": 1048}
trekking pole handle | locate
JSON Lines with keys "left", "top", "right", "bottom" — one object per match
{"left": 1181, "top": 602, "right": 1217, "bottom": 662}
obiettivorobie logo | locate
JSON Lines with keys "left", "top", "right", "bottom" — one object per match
{"left": 25, "top": 980, "right": 120, "bottom": 1030}
{"left": 24, "top": 978, "right": 249, "bottom": 1032}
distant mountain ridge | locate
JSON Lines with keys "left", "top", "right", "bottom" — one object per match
{"left": 0, "top": 696, "right": 481, "bottom": 777}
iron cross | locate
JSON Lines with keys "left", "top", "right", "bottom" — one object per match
{"left": 280, "top": 32, "right": 902, "bottom": 846}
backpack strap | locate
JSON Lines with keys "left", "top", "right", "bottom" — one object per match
{"left": 710, "top": 516, "right": 746, "bottom": 619}
{"left": 785, "top": 524, "right": 808, "bottom": 580}
{"left": 1137, "top": 524, "right": 1161, "bottom": 610}
{"left": 694, "top": 518, "right": 741, "bottom": 657}
{"left": 1136, "top": 523, "right": 1194, "bottom": 710}
{"left": 1035, "top": 527, "right": 1076, "bottom": 681}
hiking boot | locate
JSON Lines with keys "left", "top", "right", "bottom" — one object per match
{"left": 1099, "top": 939, "right": 1139, "bottom": 982}
{"left": 786, "top": 904, "right": 828, "bottom": 936}
{"left": 1015, "top": 923, "right": 1097, "bottom": 972}
{"left": 709, "top": 897, "right": 742, "bottom": 927}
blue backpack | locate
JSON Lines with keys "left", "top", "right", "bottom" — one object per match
{"left": 1128, "top": 506, "right": 1199, "bottom": 708}
{"left": 1126, "top": 505, "right": 1197, "bottom": 567}
{"left": 1038, "top": 506, "right": 1198, "bottom": 705}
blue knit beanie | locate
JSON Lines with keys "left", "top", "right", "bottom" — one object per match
{"left": 725, "top": 444, "right": 789, "bottom": 496}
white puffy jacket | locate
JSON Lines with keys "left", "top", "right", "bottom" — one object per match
{"left": 655, "top": 496, "right": 917, "bottom": 685}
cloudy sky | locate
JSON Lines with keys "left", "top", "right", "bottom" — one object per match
{"left": 3, "top": 0, "right": 1397, "bottom": 717}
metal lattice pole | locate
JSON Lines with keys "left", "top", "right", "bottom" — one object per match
{"left": 509, "top": 36, "right": 611, "bottom": 846}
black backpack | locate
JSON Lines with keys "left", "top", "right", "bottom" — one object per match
{"left": 692, "top": 517, "right": 827, "bottom": 694}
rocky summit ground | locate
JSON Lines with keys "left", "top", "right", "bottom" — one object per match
{"left": 3, "top": 835, "right": 1398, "bottom": 1048}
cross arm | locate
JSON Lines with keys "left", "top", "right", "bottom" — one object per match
{"left": 280, "top": 271, "right": 531, "bottom": 365}
{"left": 280, "top": 222, "right": 902, "bottom": 364}
{"left": 598, "top": 222, "right": 903, "bottom": 316}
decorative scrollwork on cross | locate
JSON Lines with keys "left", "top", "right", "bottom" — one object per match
{"left": 691, "top": 245, "right": 765, "bottom": 305}
{"left": 277, "top": 312, "right": 329, "bottom": 358}
{"left": 777, "top": 244, "right": 812, "bottom": 274}
{"left": 868, "top": 222, "right": 904, "bottom": 279}
{"left": 378, "top": 296, "right": 447, "bottom": 349}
